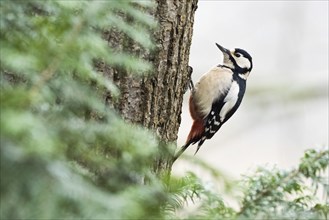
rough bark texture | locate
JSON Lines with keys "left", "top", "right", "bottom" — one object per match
{"left": 97, "top": 0, "right": 198, "bottom": 173}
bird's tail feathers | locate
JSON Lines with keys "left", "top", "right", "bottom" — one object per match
{"left": 173, "top": 120, "right": 204, "bottom": 162}
{"left": 194, "top": 136, "right": 206, "bottom": 155}
{"left": 172, "top": 142, "right": 191, "bottom": 163}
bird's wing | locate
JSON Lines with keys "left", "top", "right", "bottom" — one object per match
{"left": 191, "top": 67, "right": 234, "bottom": 154}
{"left": 203, "top": 80, "right": 240, "bottom": 139}
{"left": 177, "top": 67, "right": 237, "bottom": 157}
{"left": 193, "top": 88, "right": 232, "bottom": 155}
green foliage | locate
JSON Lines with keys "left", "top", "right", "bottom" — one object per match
{"left": 239, "top": 149, "right": 328, "bottom": 219}
{"left": 163, "top": 149, "right": 328, "bottom": 219}
{"left": 1, "top": 1, "right": 328, "bottom": 220}
{"left": 1, "top": 1, "right": 163, "bottom": 219}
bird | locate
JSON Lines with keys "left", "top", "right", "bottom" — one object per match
{"left": 173, "top": 43, "right": 253, "bottom": 162}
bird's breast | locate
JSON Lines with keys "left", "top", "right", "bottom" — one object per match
{"left": 192, "top": 67, "right": 233, "bottom": 118}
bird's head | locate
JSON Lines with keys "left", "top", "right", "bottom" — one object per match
{"left": 216, "top": 43, "right": 253, "bottom": 77}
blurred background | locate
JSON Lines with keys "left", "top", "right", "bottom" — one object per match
{"left": 173, "top": 1, "right": 328, "bottom": 179}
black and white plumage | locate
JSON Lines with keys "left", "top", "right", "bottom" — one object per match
{"left": 173, "top": 43, "right": 253, "bottom": 162}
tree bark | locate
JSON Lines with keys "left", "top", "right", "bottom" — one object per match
{"left": 97, "top": 0, "right": 198, "bottom": 174}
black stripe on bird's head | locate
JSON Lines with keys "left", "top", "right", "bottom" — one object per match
{"left": 216, "top": 43, "right": 253, "bottom": 75}
{"left": 232, "top": 48, "right": 253, "bottom": 74}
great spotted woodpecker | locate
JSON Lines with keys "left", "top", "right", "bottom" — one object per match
{"left": 174, "top": 43, "right": 253, "bottom": 161}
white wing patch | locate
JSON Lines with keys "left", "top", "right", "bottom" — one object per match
{"left": 238, "top": 72, "right": 249, "bottom": 80}
{"left": 219, "top": 81, "right": 240, "bottom": 122}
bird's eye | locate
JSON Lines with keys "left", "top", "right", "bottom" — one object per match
{"left": 235, "top": 53, "right": 241, "bottom": 57}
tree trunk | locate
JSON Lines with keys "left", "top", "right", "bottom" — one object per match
{"left": 97, "top": 0, "right": 198, "bottom": 174}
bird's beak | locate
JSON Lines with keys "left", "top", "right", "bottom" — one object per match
{"left": 215, "top": 43, "right": 230, "bottom": 55}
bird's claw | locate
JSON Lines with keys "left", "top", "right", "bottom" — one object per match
{"left": 187, "top": 66, "right": 194, "bottom": 91}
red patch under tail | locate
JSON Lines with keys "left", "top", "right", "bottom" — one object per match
{"left": 186, "top": 119, "right": 204, "bottom": 145}
{"left": 172, "top": 119, "right": 205, "bottom": 162}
